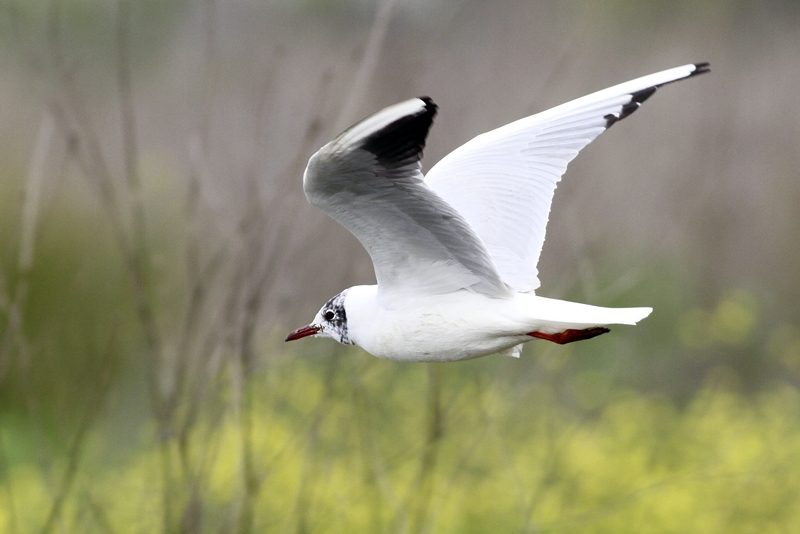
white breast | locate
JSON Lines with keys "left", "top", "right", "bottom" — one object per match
{"left": 344, "top": 285, "right": 529, "bottom": 362}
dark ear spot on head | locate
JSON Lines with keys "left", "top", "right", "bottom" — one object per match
{"left": 321, "top": 289, "right": 353, "bottom": 345}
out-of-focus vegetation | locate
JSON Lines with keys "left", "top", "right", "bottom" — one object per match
{"left": 1, "top": 0, "right": 799, "bottom": 532}
{"left": 2, "top": 351, "right": 800, "bottom": 533}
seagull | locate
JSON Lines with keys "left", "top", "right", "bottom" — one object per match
{"left": 286, "top": 63, "right": 709, "bottom": 362}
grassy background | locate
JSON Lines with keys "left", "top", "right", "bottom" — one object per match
{"left": 2, "top": 347, "right": 799, "bottom": 533}
{"left": 1, "top": 0, "right": 800, "bottom": 532}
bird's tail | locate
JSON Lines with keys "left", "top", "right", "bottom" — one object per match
{"left": 524, "top": 295, "right": 652, "bottom": 333}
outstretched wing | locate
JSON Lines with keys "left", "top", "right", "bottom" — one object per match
{"left": 303, "top": 97, "right": 511, "bottom": 299}
{"left": 424, "top": 63, "right": 709, "bottom": 293}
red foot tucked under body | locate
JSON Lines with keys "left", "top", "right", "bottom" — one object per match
{"left": 527, "top": 327, "right": 610, "bottom": 345}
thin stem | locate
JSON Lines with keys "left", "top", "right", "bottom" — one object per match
{"left": 19, "top": 112, "right": 55, "bottom": 273}
{"left": 38, "top": 327, "right": 116, "bottom": 534}
{"left": 293, "top": 353, "right": 341, "bottom": 534}
{"left": 0, "top": 110, "right": 58, "bottom": 382}
{"left": 404, "top": 363, "right": 444, "bottom": 534}
{"left": 332, "top": 0, "right": 398, "bottom": 133}
{"left": 116, "top": 2, "right": 173, "bottom": 531}
{"left": 0, "top": 429, "right": 19, "bottom": 534}
{"left": 116, "top": 0, "right": 162, "bottom": 391}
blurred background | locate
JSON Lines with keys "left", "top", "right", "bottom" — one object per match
{"left": 1, "top": 0, "right": 799, "bottom": 532}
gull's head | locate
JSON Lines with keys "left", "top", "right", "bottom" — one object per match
{"left": 285, "top": 289, "right": 353, "bottom": 345}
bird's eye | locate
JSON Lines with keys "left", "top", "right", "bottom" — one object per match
{"left": 323, "top": 310, "right": 335, "bottom": 322}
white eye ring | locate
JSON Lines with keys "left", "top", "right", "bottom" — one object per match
{"left": 323, "top": 310, "right": 335, "bottom": 321}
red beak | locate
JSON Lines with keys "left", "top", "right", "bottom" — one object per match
{"left": 285, "top": 324, "right": 321, "bottom": 342}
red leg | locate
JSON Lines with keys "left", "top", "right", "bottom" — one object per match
{"left": 527, "top": 327, "right": 610, "bottom": 345}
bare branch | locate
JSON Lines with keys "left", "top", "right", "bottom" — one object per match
{"left": 38, "top": 326, "right": 116, "bottom": 534}
{"left": 332, "top": 0, "right": 398, "bottom": 133}
{"left": 19, "top": 112, "right": 56, "bottom": 272}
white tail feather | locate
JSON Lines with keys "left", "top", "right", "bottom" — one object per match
{"left": 525, "top": 295, "right": 652, "bottom": 332}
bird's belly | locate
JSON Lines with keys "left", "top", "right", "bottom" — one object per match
{"left": 357, "top": 310, "right": 524, "bottom": 362}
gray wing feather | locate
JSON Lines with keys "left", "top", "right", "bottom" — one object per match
{"left": 303, "top": 98, "right": 511, "bottom": 299}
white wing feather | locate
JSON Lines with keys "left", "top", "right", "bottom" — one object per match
{"left": 424, "top": 63, "right": 709, "bottom": 293}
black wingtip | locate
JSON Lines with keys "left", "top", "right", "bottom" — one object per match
{"left": 604, "top": 63, "right": 709, "bottom": 128}
{"left": 418, "top": 96, "right": 438, "bottom": 113}
{"left": 631, "top": 86, "right": 658, "bottom": 105}
{"left": 609, "top": 86, "right": 658, "bottom": 124}
{"left": 604, "top": 113, "right": 619, "bottom": 128}
{"left": 692, "top": 62, "right": 711, "bottom": 76}
{"left": 360, "top": 97, "right": 438, "bottom": 167}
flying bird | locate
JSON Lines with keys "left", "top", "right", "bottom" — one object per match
{"left": 286, "top": 63, "right": 709, "bottom": 362}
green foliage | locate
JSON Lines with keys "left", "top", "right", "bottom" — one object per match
{"left": 1, "top": 350, "right": 799, "bottom": 533}
{"left": 1, "top": 162, "right": 797, "bottom": 531}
